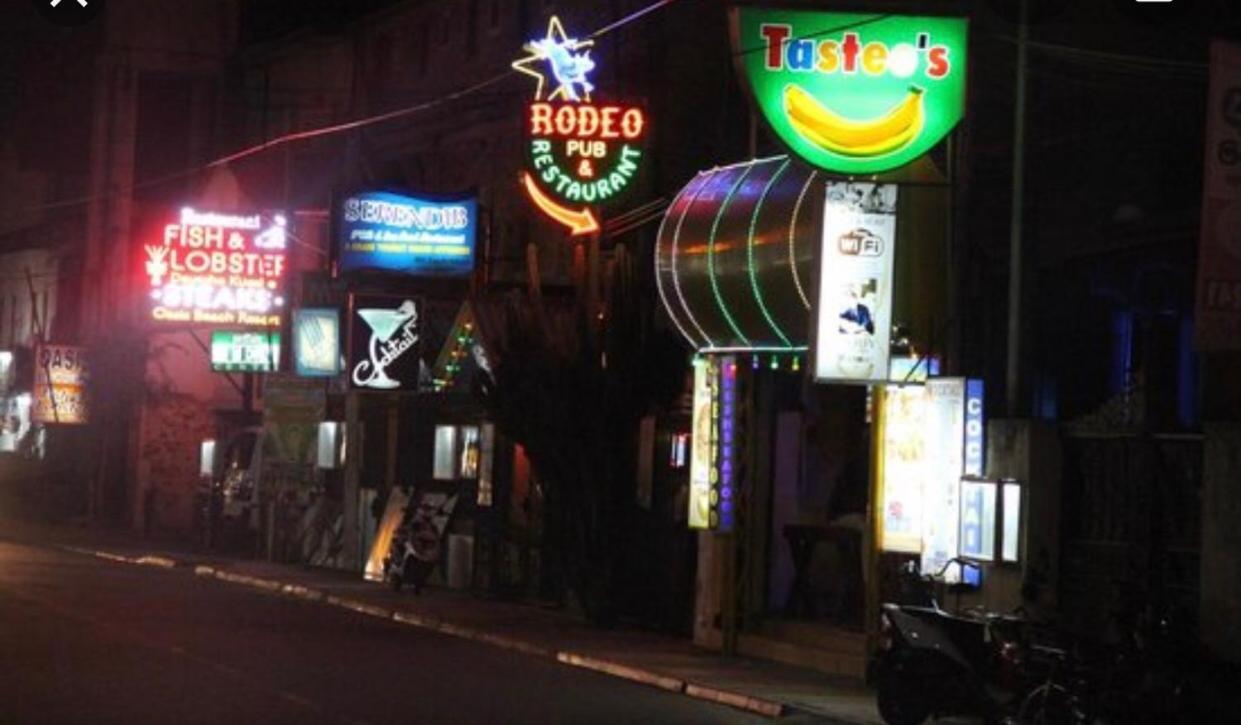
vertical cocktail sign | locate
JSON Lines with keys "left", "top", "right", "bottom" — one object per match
{"left": 814, "top": 182, "right": 897, "bottom": 384}
{"left": 145, "top": 208, "right": 287, "bottom": 328}
{"left": 513, "top": 16, "right": 646, "bottom": 235}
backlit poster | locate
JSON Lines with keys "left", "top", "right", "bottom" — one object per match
{"left": 688, "top": 358, "right": 714, "bottom": 530}
{"left": 32, "top": 344, "right": 89, "bottom": 425}
{"left": 293, "top": 308, "right": 342, "bottom": 377}
{"left": 814, "top": 182, "right": 897, "bottom": 384}
{"left": 879, "top": 377, "right": 976, "bottom": 582}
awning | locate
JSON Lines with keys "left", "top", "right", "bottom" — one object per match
{"left": 655, "top": 156, "right": 820, "bottom": 353}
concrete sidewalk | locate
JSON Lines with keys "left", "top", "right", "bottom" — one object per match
{"left": 4, "top": 521, "right": 882, "bottom": 723}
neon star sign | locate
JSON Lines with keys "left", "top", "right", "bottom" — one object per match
{"left": 511, "top": 16, "right": 596, "bottom": 102}
{"left": 514, "top": 16, "right": 646, "bottom": 236}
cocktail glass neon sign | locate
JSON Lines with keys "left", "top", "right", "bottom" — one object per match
{"left": 513, "top": 16, "right": 646, "bottom": 235}
{"left": 146, "top": 207, "right": 287, "bottom": 328}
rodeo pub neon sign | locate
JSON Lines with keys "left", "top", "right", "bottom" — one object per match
{"left": 513, "top": 16, "right": 646, "bottom": 235}
{"left": 145, "top": 207, "right": 287, "bottom": 328}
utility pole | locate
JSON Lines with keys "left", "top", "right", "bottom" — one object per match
{"left": 1005, "top": 0, "right": 1029, "bottom": 417}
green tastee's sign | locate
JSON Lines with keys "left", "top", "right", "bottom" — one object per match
{"left": 731, "top": 8, "right": 968, "bottom": 174}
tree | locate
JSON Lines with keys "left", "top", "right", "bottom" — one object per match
{"left": 477, "top": 240, "right": 686, "bottom": 626}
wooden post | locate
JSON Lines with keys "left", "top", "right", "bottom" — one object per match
{"left": 865, "top": 386, "right": 887, "bottom": 647}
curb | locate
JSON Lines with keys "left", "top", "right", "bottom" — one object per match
{"left": 685, "top": 683, "right": 784, "bottom": 718}
{"left": 556, "top": 652, "right": 684, "bottom": 692}
{"left": 63, "top": 544, "right": 792, "bottom": 719}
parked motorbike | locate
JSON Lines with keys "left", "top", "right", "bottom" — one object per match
{"left": 877, "top": 558, "right": 1034, "bottom": 725}
{"left": 1016, "top": 601, "right": 1241, "bottom": 725}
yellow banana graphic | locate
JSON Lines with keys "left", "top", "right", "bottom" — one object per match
{"left": 783, "top": 84, "right": 925, "bottom": 157}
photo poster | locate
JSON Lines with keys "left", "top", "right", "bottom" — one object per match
{"left": 814, "top": 182, "right": 898, "bottom": 384}
{"left": 688, "top": 358, "right": 715, "bottom": 530}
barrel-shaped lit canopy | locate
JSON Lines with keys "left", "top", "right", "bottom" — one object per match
{"left": 655, "top": 156, "right": 820, "bottom": 352}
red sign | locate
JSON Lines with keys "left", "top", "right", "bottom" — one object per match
{"left": 1196, "top": 41, "right": 1241, "bottom": 349}
{"left": 145, "top": 208, "right": 287, "bottom": 328}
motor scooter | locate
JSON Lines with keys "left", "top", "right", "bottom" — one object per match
{"left": 876, "top": 558, "right": 1031, "bottom": 725}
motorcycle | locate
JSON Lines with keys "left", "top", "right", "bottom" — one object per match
{"left": 876, "top": 558, "right": 1033, "bottom": 725}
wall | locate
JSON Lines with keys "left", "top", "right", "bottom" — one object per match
{"left": 1201, "top": 423, "right": 1241, "bottom": 662}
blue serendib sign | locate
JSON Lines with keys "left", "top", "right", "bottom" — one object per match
{"left": 338, "top": 191, "right": 477, "bottom": 276}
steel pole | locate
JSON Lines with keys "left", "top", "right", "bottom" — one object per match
{"left": 1005, "top": 0, "right": 1029, "bottom": 417}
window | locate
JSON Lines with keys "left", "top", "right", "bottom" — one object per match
{"left": 669, "top": 432, "right": 689, "bottom": 469}
{"left": 433, "top": 424, "right": 481, "bottom": 480}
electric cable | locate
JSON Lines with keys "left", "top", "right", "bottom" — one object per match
{"left": 0, "top": 0, "right": 686, "bottom": 224}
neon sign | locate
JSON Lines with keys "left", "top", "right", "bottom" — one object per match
{"left": 146, "top": 207, "right": 287, "bottom": 328}
{"left": 210, "top": 331, "right": 281, "bottom": 373}
{"left": 514, "top": 16, "right": 646, "bottom": 235}
{"left": 731, "top": 9, "right": 967, "bottom": 174}
{"left": 337, "top": 191, "right": 477, "bottom": 276}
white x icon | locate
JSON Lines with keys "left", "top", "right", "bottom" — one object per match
{"left": 50, "top": 0, "right": 90, "bottom": 7}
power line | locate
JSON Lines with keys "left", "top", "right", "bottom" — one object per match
{"left": 1, "top": 0, "right": 685, "bottom": 223}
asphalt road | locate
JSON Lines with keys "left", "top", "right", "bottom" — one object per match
{"left": 0, "top": 539, "right": 817, "bottom": 725}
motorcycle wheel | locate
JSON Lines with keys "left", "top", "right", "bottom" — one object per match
{"left": 877, "top": 650, "right": 935, "bottom": 725}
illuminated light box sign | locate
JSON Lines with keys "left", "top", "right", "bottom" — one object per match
{"left": 814, "top": 182, "right": 897, "bottom": 384}
{"left": 337, "top": 191, "right": 477, "bottom": 276}
{"left": 688, "top": 358, "right": 716, "bottom": 530}
{"left": 33, "top": 344, "right": 88, "bottom": 425}
{"left": 687, "top": 356, "right": 741, "bottom": 531}
{"left": 145, "top": 207, "right": 287, "bottom": 328}
{"left": 879, "top": 377, "right": 985, "bottom": 581}
{"left": 210, "top": 331, "right": 281, "bottom": 372}
{"left": 514, "top": 16, "right": 646, "bottom": 235}
{"left": 293, "top": 308, "right": 342, "bottom": 377}
{"left": 731, "top": 8, "right": 967, "bottom": 174}
{"left": 348, "top": 294, "right": 422, "bottom": 391}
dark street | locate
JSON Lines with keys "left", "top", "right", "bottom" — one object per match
{"left": 0, "top": 540, "right": 782, "bottom": 725}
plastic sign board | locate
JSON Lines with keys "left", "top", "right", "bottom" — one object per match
{"left": 337, "top": 191, "right": 477, "bottom": 276}
{"left": 688, "top": 358, "right": 715, "bottom": 529}
{"left": 964, "top": 378, "right": 985, "bottom": 477}
{"left": 348, "top": 294, "right": 421, "bottom": 391}
{"left": 32, "top": 344, "right": 88, "bottom": 425}
{"left": 210, "top": 331, "right": 280, "bottom": 373}
{"left": 731, "top": 8, "right": 968, "bottom": 174}
{"left": 879, "top": 378, "right": 976, "bottom": 581}
{"left": 514, "top": 16, "right": 645, "bottom": 235}
{"left": 814, "top": 182, "right": 897, "bottom": 384}
{"left": 145, "top": 208, "right": 287, "bottom": 328}
{"left": 293, "top": 308, "right": 342, "bottom": 377}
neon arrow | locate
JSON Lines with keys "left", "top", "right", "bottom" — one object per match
{"left": 521, "top": 172, "right": 599, "bottom": 236}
